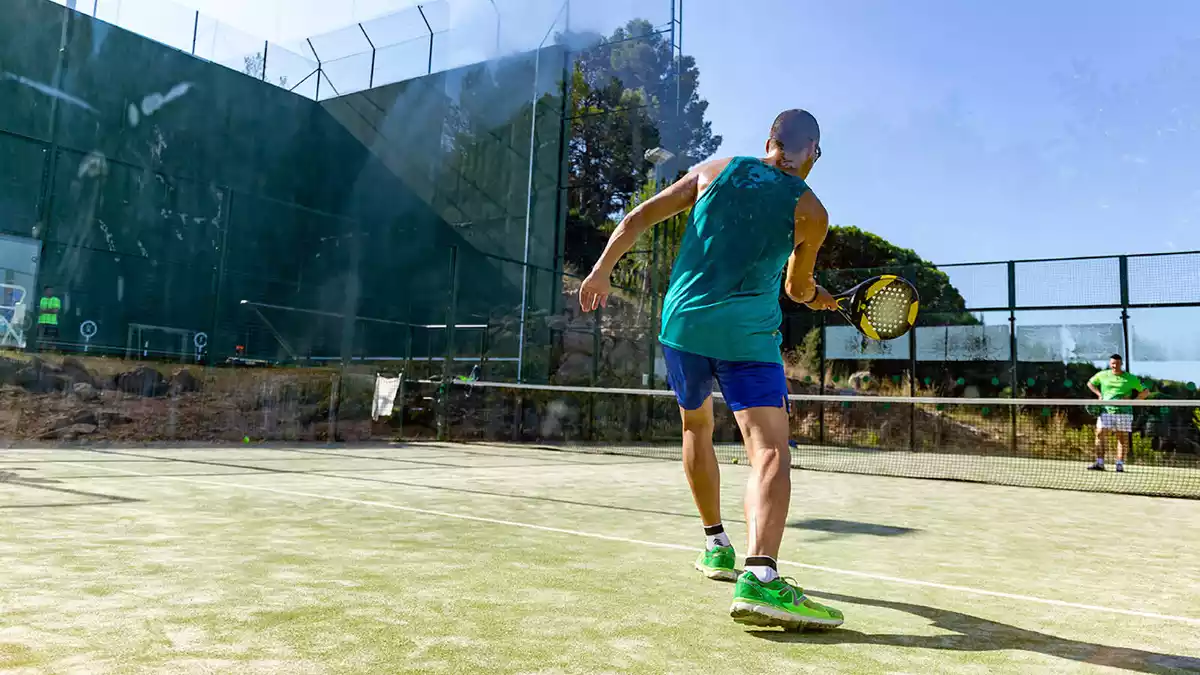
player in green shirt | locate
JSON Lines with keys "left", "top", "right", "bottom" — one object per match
{"left": 1086, "top": 354, "right": 1148, "bottom": 472}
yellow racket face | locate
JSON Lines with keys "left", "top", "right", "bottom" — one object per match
{"left": 849, "top": 275, "right": 919, "bottom": 340}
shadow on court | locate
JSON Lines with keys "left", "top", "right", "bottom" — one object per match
{"left": 750, "top": 591, "right": 1200, "bottom": 674}
{"left": 788, "top": 518, "right": 920, "bottom": 538}
{"left": 0, "top": 469, "right": 142, "bottom": 507}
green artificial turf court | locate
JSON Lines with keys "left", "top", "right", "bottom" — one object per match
{"left": 2, "top": 442, "right": 1199, "bottom": 674}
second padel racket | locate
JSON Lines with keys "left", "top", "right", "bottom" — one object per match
{"left": 833, "top": 274, "right": 919, "bottom": 340}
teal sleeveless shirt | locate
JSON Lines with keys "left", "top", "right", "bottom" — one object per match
{"left": 659, "top": 156, "right": 810, "bottom": 364}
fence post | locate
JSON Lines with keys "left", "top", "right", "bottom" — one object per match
{"left": 418, "top": 5, "right": 434, "bottom": 74}
{"left": 908, "top": 265, "right": 917, "bottom": 451}
{"left": 327, "top": 371, "right": 340, "bottom": 443}
{"left": 1007, "top": 260, "right": 1018, "bottom": 455}
{"left": 818, "top": 309, "right": 826, "bottom": 445}
{"left": 359, "top": 24, "right": 376, "bottom": 89}
{"left": 647, "top": 223, "right": 659, "bottom": 390}
{"left": 588, "top": 306, "right": 602, "bottom": 441}
{"left": 437, "top": 246, "right": 459, "bottom": 442}
{"left": 478, "top": 319, "right": 490, "bottom": 379}
{"left": 1119, "top": 255, "right": 1131, "bottom": 364}
{"left": 396, "top": 301, "right": 413, "bottom": 439}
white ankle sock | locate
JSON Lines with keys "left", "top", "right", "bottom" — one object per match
{"left": 745, "top": 556, "right": 778, "bottom": 583}
{"left": 703, "top": 523, "right": 731, "bottom": 550}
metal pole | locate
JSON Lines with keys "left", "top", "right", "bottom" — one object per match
{"left": 669, "top": 0, "right": 679, "bottom": 115}
{"left": 328, "top": 371, "right": 340, "bottom": 443}
{"left": 517, "top": 0, "right": 570, "bottom": 382}
{"left": 35, "top": 3, "right": 73, "bottom": 297}
{"left": 646, "top": 237, "right": 658, "bottom": 388}
{"left": 818, "top": 310, "right": 826, "bottom": 445}
{"left": 1119, "top": 255, "right": 1131, "bottom": 363}
{"left": 397, "top": 297, "right": 413, "bottom": 438}
{"left": 359, "top": 23, "right": 375, "bottom": 89}
{"left": 191, "top": 11, "right": 199, "bottom": 55}
{"left": 478, "top": 321, "right": 489, "bottom": 378}
{"left": 418, "top": 5, "right": 433, "bottom": 75}
{"left": 261, "top": 41, "right": 269, "bottom": 81}
{"left": 907, "top": 265, "right": 916, "bottom": 451}
{"left": 517, "top": 53, "right": 541, "bottom": 382}
{"left": 437, "top": 247, "right": 459, "bottom": 441}
{"left": 210, "top": 187, "right": 232, "bottom": 362}
{"left": 307, "top": 38, "right": 321, "bottom": 100}
{"left": 1007, "top": 260, "right": 1018, "bottom": 455}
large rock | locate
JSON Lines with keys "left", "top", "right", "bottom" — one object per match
{"left": 115, "top": 366, "right": 167, "bottom": 397}
{"left": 70, "top": 409, "right": 99, "bottom": 426}
{"left": 60, "top": 358, "right": 96, "bottom": 387}
{"left": 169, "top": 368, "right": 202, "bottom": 395}
{"left": 606, "top": 338, "right": 639, "bottom": 366}
{"left": 14, "top": 363, "right": 67, "bottom": 393}
{"left": 97, "top": 409, "right": 134, "bottom": 428}
{"left": 554, "top": 352, "right": 594, "bottom": 384}
{"left": 72, "top": 382, "right": 99, "bottom": 402}
{"left": 562, "top": 329, "right": 595, "bottom": 356}
{"left": 43, "top": 423, "right": 98, "bottom": 441}
{"left": 0, "top": 357, "right": 23, "bottom": 385}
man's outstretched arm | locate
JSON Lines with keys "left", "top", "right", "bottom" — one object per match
{"left": 579, "top": 162, "right": 710, "bottom": 312}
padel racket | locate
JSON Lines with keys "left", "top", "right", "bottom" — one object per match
{"left": 832, "top": 274, "right": 919, "bottom": 340}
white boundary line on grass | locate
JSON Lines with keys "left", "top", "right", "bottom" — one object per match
{"left": 61, "top": 460, "right": 1200, "bottom": 627}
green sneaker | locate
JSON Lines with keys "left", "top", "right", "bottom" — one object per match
{"left": 730, "top": 571, "right": 844, "bottom": 631}
{"left": 694, "top": 545, "right": 738, "bottom": 581}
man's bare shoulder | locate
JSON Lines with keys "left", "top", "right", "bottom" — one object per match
{"left": 795, "top": 189, "right": 829, "bottom": 226}
{"left": 692, "top": 156, "right": 736, "bottom": 180}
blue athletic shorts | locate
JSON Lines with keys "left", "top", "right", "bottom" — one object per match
{"left": 661, "top": 345, "right": 789, "bottom": 412}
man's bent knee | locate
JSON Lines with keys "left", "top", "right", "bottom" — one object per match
{"left": 680, "top": 398, "right": 715, "bottom": 432}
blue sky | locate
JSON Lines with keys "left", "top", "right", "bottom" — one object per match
{"left": 688, "top": 0, "right": 1200, "bottom": 267}
{"left": 683, "top": 0, "right": 1200, "bottom": 383}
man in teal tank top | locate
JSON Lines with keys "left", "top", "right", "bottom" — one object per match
{"left": 580, "top": 110, "right": 844, "bottom": 631}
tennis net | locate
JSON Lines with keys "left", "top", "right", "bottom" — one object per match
{"left": 395, "top": 379, "right": 1200, "bottom": 499}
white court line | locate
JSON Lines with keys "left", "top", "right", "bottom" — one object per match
{"left": 60, "top": 461, "right": 1200, "bottom": 627}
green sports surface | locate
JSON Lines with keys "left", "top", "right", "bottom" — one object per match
{"left": 3, "top": 443, "right": 1198, "bottom": 674}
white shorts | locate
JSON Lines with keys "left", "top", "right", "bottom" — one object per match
{"left": 1097, "top": 413, "right": 1133, "bottom": 432}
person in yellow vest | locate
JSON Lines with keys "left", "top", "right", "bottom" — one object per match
{"left": 37, "top": 285, "right": 61, "bottom": 350}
